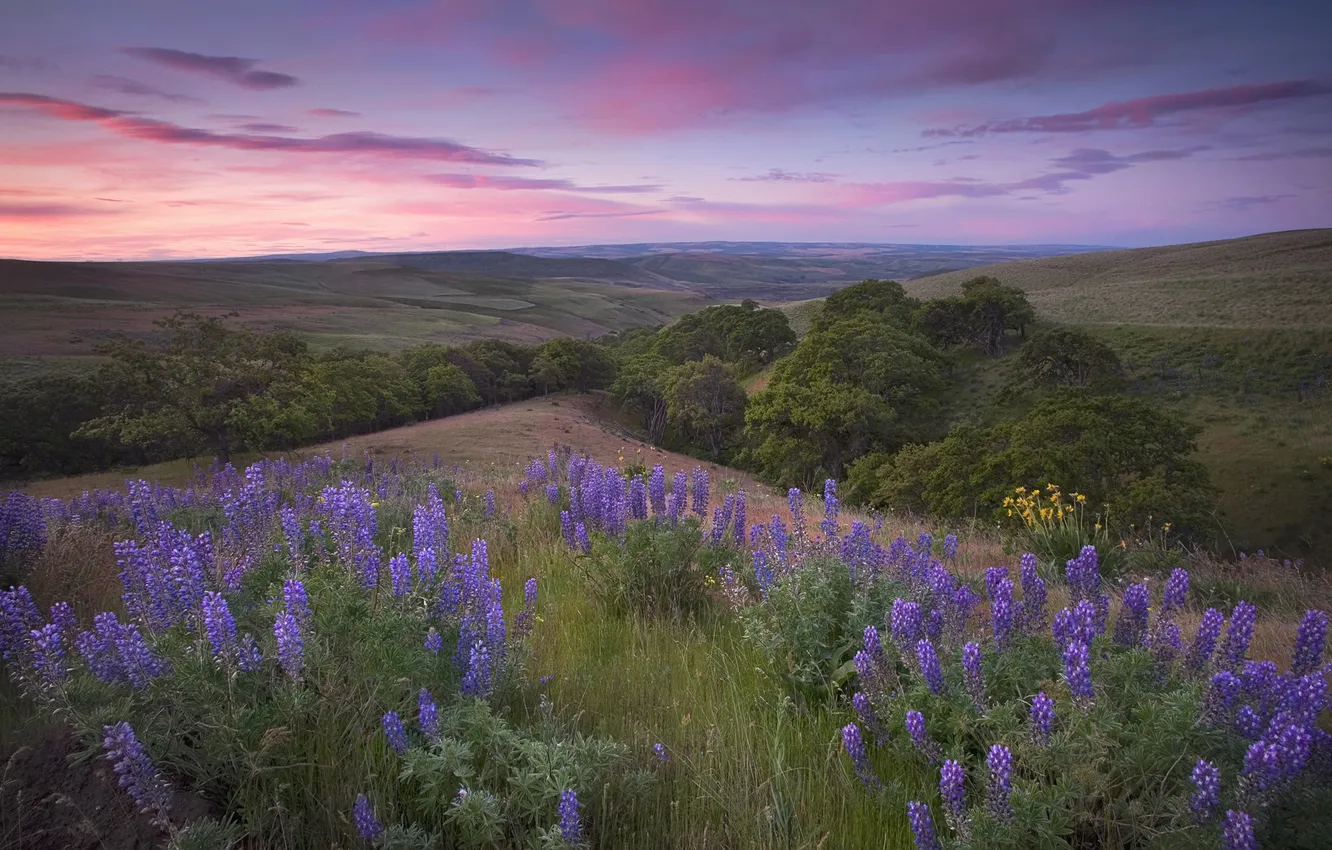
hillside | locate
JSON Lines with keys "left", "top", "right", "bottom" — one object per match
{"left": 904, "top": 228, "right": 1332, "bottom": 328}
{"left": 0, "top": 258, "right": 708, "bottom": 376}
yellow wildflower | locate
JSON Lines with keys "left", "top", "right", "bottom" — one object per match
{"left": 1076, "top": 494, "right": 1086, "bottom": 503}
{"left": 1015, "top": 486, "right": 1026, "bottom": 493}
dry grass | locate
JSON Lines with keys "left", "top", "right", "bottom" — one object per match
{"left": 22, "top": 524, "right": 124, "bottom": 620}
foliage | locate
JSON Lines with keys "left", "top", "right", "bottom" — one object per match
{"left": 743, "top": 316, "right": 949, "bottom": 487}
{"left": 916, "top": 276, "right": 1036, "bottom": 356}
{"left": 1006, "top": 327, "right": 1125, "bottom": 395}
{"left": 78, "top": 312, "right": 321, "bottom": 463}
{"left": 609, "top": 353, "right": 672, "bottom": 444}
{"left": 812, "top": 278, "right": 921, "bottom": 331}
{"left": 306, "top": 351, "right": 421, "bottom": 439}
{"left": 530, "top": 338, "right": 617, "bottom": 395}
{"left": 1003, "top": 484, "right": 1126, "bottom": 580}
{"left": 739, "top": 555, "right": 904, "bottom": 707}
{"left": 579, "top": 518, "right": 722, "bottom": 619}
{"left": 664, "top": 356, "right": 748, "bottom": 460}
{"left": 650, "top": 302, "right": 796, "bottom": 371}
{"left": 850, "top": 390, "right": 1221, "bottom": 541}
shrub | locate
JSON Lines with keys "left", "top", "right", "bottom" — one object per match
{"left": 580, "top": 518, "right": 721, "bottom": 619}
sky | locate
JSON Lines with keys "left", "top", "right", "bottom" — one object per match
{"left": 1, "top": 0, "right": 1329, "bottom": 260}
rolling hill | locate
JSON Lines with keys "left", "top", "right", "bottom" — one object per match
{"left": 903, "top": 228, "right": 1332, "bottom": 328}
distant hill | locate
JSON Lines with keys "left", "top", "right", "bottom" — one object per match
{"left": 904, "top": 228, "right": 1332, "bottom": 328}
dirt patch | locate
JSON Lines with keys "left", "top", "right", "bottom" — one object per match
{"left": 0, "top": 722, "right": 216, "bottom": 850}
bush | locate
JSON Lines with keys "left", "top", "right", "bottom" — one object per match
{"left": 580, "top": 519, "right": 721, "bottom": 619}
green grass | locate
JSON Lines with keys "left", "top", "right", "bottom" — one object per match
{"left": 513, "top": 507, "right": 917, "bottom": 848}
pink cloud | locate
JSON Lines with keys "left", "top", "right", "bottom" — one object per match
{"left": 0, "top": 93, "right": 542, "bottom": 165}
{"left": 365, "top": 0, "right": 1149, "bottom": 132}
{"left": 89, "top": 75, "right": 204, "bottom": 104}
{"left": 121, "top": 47, "right": 299, "bottom": 90}
{"left": 424, "top": 173, "right": 660, "bottom": 193}
{"left": 0, "top": 201, "right": 124, "bottom": 219}
{"left": 730, "top": 169, "right": 837, "bottom": 183}
{"left": 307, "top": 108, "right": 360, "bottom": 117}
{"left": 924, "top": 79, "right": 1332, "bottom": 136}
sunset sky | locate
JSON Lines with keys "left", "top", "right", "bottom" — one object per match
{"left": 2, "top": 0, "right": 1329, "bottom": 260}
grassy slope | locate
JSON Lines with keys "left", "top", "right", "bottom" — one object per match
{"left": 0, "top": 259, "right": 709, "bottom": 369}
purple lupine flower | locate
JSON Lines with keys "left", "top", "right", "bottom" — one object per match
{"left": 201, "top": 590, "right": 239, "bottom": 661}
{"left": 986, "top": 744, "right": 1014, "bottom": 822}
{"left": 1114, "top": 584, "right": 1151, "bottom": 648}
{"left": 102, "top": 721, "right": 172, "bottom": 826}
{"left": 1064, "top": 640, "right": 1094, "bottom": 711}
{"left": 389, "top": 553, "right": 411, "bottom": 598}
{"left": 905, "top": 710, "right": 941, "bottom": 764}
{"left": 546, "top": 483, "right": 560, "bottom": 505}
{"left": 1161, "top": 568, "right": 1190, "bottom": 616}
{"left": 1278, "top": 671, "right": 1328, "bottom": 729}
{"left": 907, "top": 801, "right": 941, "bottom": 850}
{"left": 1269, "top": 722, "right": 1313, "bottom": 781}
{"left": 382, "top": 711, "right": 409, "bottom": 754}
{"left": 353, "top": 793, "right": 384, "bottom": 841}
{"left": 1190, "top": 759, "right": 1220, "bottom": 824}
{"left": 668, "top": 471, "right": 688, "bottom": 524}
{"left": 1235, "top": 705, "right": 1264, "bottom": 740}
{"left": 237, "top": 634, "right": 262, "bottom": 671}
{"left": 628, "top": 476, "right": 647, "bottom": 521}
{"left": 962, "top": 642, "right": 985, "bottom": 712}
{"left": 282, "top": 578, "right": 312, "bottom": 627}
{"left": 939, "top": 760, "right": 969, "bottom": 839}
{"left": 942, "top": 534, "right": 958, "bottom": 561}
{"left": 461, "top": 640, "right": 492, "bottom": 698}
{"left": 574, "top": 522, "right": 591, "bottom": 555}
{"left": 484, "top": 489, "right": 496, "bottom": 518}
{"left": 560, "top": 510, "right": 576, "bottom": 550}
{"left": 30, "top": 623, "right": 67, "bottom": 687}
{"left": 654, "top": 743, "right": 669, "bottom": 762}
{"left": 788, "top": 487, "right": 805, "bottom": 538}
{"left": 1201, "top": 671, "right": 1241, "bottom": 727}
{"left": 1184, "top": 609, "right": 1224, "bottom": 676}
{"left": 984, "top": 566, "right": 1009, "bottom": 601}
{"left": 273, "top": 611, "right": 304, "bottom": 680}
{"left": 1221, "top": 810, "right": 1256, "bottom": 850}
{"left": 419, "top": 687, "right": 441, "bottom": 745}
{"left": 513, "top": 577, "right": 538, "bottom": 641}
{"left": 858, "top": 625, "right": 899, "bottom": 704}
{"left": 1151, "top": 622, "right": 1183, "bottom": 678}
{"left": 733, "top": 490, "right": 746, "bottom": 546}
{"left": 992, "top": 578, "right": 1014, "bottom": 652}
{"left": 48, "top": 601, "right": 77, "bottom": 635}
{"left": 558, "top": 788, "right": 582, "bottom": 843}
{"left": 842, "top": 723, "right": 880, "bottom": 788}
{"left": 424, "top": 627, "right": 443, "bottom": 655}
{"left": 1238, "top": 738, "right": 1282, "bottom": 807}
{"left": 1019, "top": 557, "right": 1047, "bottom": 634}
{"left": 648, "top": 466, "right": 666, "bottom": 516}
{"left": 852, "top": 691, "right": 890, "bottom": 746}
{"left": 690, "top": 468, "right": 710, "bottom": 518}
{"left": 892, "top": 599, "right": 923, "bottom": 665}
{"left": 1292, "top": 610, "right": 1328, "bottom": 677}
{"left": 1220, "top": 601, "right": 1257, "bottom": 669}
{"left": 917, "top": 638, "right": 947, "bottom": 695}
{"left": 1030, "top": 691, "right": 1055, "bottom": 745}
{"left": 820, "top": 479, "right": 839, "bottom": 538}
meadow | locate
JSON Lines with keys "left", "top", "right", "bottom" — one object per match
{"left": 1, "top": 433, "right": 1329, "bottom": 849}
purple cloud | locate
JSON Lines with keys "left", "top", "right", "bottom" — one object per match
{"left": 0, "top": 92, "right": 542, "bottom": 166}
{"left": 0, "top": 202, "right": 123, "bottom": 218}
{"left": 1234, "top": 146, "right": 1332, "bottom": 161}
{"left": 730, "top": 168, "right": 837, "bottom": 183}
{"left": 924, "top": 80, "right": 1332, "bottom": 136}
{"left": 90, "top": 75, "right": 204, "bottom": 104}
{"left": 239, "top": 122, "right": 300, "bottom": 133}
{"left": 425, "top": 173, "right": 659, "bottom": 192}
{"left": 533, "top": 209, "right": 668, "bottom": 221}
{"left": 308, "top": 108, "right": 360, "bottom": 117}
{"left": 1051, "top": 146, "right": 1209, "bottom": 174}
{"left": 1215, "top": 194, "right": 1295, "bottom": 210}
{"left": 121, "top": 47, "right": 299, "bottom": 90}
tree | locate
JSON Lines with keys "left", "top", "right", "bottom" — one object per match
{"left": 813, "top": 278, "right": 920, "bottom": 331}
{"left": 852, "top": 390, "right": 1220, "bottom": 539}
{"left": 305, "top": 353, "right": 420, "bottom": 437}
{"left": 611, "top": 353, "right": 671, "bottom": 444}
{"left": 425, "top": 363, "right": 481, "bottom": 416}
{"left": 914, "top": 277, "right": 1035, "bottom": 356}
{"left": 664, "top": 356, "right": 747, "bottom": 459}
{"left": 79, "top": 312, "right": 319, "bottom": 464}
{"left": 530, "top": 338, "right": 616, "bottom": 394}
{"left": 742, "top": 316, "right": 948, "bottom": 486}
{"left": 1006, "top": 327, "right": 1124, "bottom": 394}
